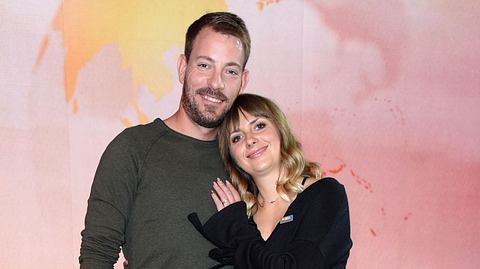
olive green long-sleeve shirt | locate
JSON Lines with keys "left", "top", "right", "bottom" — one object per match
{"left": 80, "top": 119, "right": 229, "bottom": 268}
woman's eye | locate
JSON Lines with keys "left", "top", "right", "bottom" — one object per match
{"left": 255, "top": 122, "right": 266, "bottom": 130}
{"left": 231, "top": 135, "right": 241, "bottom": 143}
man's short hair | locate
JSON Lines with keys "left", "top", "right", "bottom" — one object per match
{"left": 184, "top": 12, "right": 251, "bottom": 69}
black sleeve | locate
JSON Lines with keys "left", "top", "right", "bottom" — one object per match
{"left": 79, "top": 131, "right": 139, "bottom": 269}
{"left": 195, "top": 179, "right": 352, "bottom": 269}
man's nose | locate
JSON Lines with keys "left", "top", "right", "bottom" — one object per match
{"left": 208, "top": 69, "right": 225, "bottom": 90}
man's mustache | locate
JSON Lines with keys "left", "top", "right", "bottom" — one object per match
{"left": 195, "top": 88, "right": 227, "bottom": 101}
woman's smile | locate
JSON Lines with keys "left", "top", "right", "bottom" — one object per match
{"left": 246, "top": 145, "right": 268, "bottom": 159}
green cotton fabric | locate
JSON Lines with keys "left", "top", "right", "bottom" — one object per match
{"left": 80, "top": 118, "right": 230, "bottom": 269}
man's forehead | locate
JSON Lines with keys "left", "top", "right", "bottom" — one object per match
{"left": 194, "top": 27, "right": 243, "bottom": 51}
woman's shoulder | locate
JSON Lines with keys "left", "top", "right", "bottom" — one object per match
{"left": 301, "top": 176, "right": 343, "bottom": 188}
{"left": 301, "top": 177, "right": 346, "bottom": 197}
{"left": 294, "top": 177, "right": 348, "bottom": 213}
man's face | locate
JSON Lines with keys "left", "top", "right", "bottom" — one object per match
{"left": 178, "top": 27, "right": 249, "bottom": 128}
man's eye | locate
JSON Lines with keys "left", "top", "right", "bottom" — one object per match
{"left": 226, "top": 69, "right": 239, "bottom": 76}
{"left": 198, "top": 63, "right": 209, "bottom": 69}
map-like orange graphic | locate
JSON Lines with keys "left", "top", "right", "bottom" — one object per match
{"left": 36, "top": 0, "right": 227, "bottom": 124}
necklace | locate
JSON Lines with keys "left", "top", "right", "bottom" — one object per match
{"left": 258, "top": 195, "right": 280, "bottom": 207}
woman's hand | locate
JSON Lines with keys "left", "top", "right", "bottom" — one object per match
{"left": 211, "top": 178, "right": 241, "bottom": 211}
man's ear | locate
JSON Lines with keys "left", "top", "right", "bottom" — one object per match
{"left": 177, "top": 54, "right": 187, "bottom": 84}
{"left": 239, "top": 69, "right": 249, "bottom": 94}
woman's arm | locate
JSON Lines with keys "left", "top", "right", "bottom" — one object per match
{"left": 197, "top": 178, "right": 352, "bottom": 269}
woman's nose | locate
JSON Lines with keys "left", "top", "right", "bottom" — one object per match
{"left": 246, "top": 136, "right": 257, "bottom": 147}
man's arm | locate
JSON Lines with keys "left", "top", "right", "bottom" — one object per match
{"left": 80, "top": 131, "right": 139, "bottom": 269}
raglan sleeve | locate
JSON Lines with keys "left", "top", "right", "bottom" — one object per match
{"left": 79, "top": 130, "right": 139, "bottom": 269}
{"left": 197, "top": 178, "right": 352, "bottom": 269}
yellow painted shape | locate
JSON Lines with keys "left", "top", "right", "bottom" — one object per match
{"left": 50, "top": 0, "right": 227, "bottom": 108}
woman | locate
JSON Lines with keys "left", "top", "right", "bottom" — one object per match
{"left": 189, "top": 94, "right": 352, "bottom": 268}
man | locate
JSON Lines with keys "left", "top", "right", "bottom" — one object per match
{"left": 79, "top": 12, "right": 250, "bottom": 268}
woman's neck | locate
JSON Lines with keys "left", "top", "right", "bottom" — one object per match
{"left": 253, "top": 169, "right": 285, "bottom": 202}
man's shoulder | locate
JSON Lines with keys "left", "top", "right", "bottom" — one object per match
{"left": 105, "top": 118, "right": 169, "bottom": 153}
{"left": 123, "top": 118, "right": 166, "bottom": 135}
{"left": 117, "top": 118, "right": 168, "bottom": 142}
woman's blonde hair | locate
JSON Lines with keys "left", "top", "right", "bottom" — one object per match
{"left": 218, "top": 94, "right": 322, "bottom": 216}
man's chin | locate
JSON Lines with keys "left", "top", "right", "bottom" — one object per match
{"left": 184, "top": 100, "right": 228, "bottom": 128}
{"left": 197, "top": 120, "right": 222, "bottom": 128}
{"left": 196, "top": 113, "right": 225, "bottom": 128}
{"left": 203, "top": 102, "right": 225, "bottom": 112}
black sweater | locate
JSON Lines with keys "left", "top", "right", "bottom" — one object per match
{"left": 189, "top": 177, "right": 352, "bottom": 269}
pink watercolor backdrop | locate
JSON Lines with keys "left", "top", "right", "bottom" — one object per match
{"left": 1, "top": 1, "right": 479, "bottom": 268}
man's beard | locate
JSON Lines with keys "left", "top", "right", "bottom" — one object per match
{"left": 181, "top": 84, "right": 230, "bottom": 128}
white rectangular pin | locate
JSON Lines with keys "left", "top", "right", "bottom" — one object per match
{"left": 279, "top": 214, "right": 293, "bottom": 224}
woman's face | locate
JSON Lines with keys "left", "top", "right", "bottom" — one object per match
{"left": 228, "top": 111, "right": 282, "bottom": 178}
